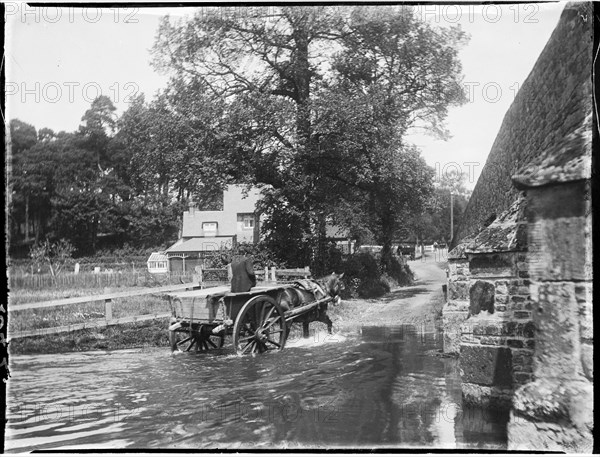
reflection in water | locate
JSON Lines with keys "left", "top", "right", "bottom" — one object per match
{"left": 6, "top": 325, "right": 508, "bottom": 451}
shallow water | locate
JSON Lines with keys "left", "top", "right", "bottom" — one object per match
{"left": 6, "top": 325, "right": 508, "bottom": 451}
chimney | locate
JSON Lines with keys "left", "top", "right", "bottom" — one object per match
{"left": 188, "top": 201, "right": 196, "bottom": 216}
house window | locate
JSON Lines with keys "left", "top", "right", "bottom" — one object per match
{"left": 203, "top": 222, "right": 218, "bottom": 235}
{"left": 239, "top": 214, "right": 255, "bottom": 230}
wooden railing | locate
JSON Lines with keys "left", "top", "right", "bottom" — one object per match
{"left": 199, "top": 266, "right": 311, "bottom": 285}
{"left": 9, "top": 282, "right": 199, "bottom": 339}
{"left": 9, "top": 267, "right": 312, "bottom": 339}
{"left": 9, "top": 270, "right": 195, "bottom": 290}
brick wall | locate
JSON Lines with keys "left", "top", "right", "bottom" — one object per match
{"left": 454, "top": 3, "right": 593, "bottom": 244}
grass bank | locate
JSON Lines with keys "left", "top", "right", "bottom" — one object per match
{"left": 9, "top": 318, "right": 171, "bottom": 355}
{"left": 8, "top": 285, "right": 173, "bottom": 355}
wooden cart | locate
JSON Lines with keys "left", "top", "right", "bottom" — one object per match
{"left": 167, "top": 284, "right": 333, "bottom": 355}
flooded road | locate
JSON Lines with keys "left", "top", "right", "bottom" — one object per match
{"left": 6, "top": 324, "right": 509, "bottom": 451}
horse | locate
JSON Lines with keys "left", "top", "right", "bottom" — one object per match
{"left": 278, "top": 272, "right": 345, "bottom": 338}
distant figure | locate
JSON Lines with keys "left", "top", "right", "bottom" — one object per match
{"left": 229, "top": 255, "right": 257, "bottom": 293}
{"left": 433, "top": 241, "right": 438, "bottom": 250}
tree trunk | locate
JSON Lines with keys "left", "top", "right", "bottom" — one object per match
{"left": 92, "top": 214, "right": 98, "bottom": 253}
{"left": 379, "top": 209, "right": 396, "bottom": 273}
{"left": 34, "top": 213, "right": 41, "bottom": 244}
{"left": 311, "top": 212, "right": 328, "bottom": 277}
{"left": 24, "top": 195, "right": 30, "bottom": 241}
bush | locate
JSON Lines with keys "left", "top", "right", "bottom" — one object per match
{"left": 201, "top": 242, "right": 286, "bottom": 270}
{"left": 388, "top": 256, "right": 414, "bottom": 286}
{"left": 338, "top": 252, "right": 384, "bottom": 299}
{"left": 337, "top": 252, "right": 414, "bottom": 299}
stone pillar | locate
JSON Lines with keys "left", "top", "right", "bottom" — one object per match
{"left": 442, "top": 242, "right": 471, "bottom": 354}
{"left": 457, "top": 196, "right": 534, "bottom": 408}
{"left": 507, "top": 180, "right": 593, "bottom": 452}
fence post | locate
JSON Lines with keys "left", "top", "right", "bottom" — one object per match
{"left": 304, "top": 266, "right": 310, "bottom": 278}
{"left": 105, "top": 299, "right": 113, "bottom": 321}
{"left": 270, "top": 267, "right": 277, "bottom": 283}
{"left": 193, "top": 267, "right": 202, "bottom": 288}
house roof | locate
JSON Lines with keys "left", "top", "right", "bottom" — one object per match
{"left": 326, "top": 224, "right": 350, "bottom": 239}
{"left": 447, "top": 236, "right": 475, "bottom": 260}
{"left": 166, "top": 237, "right": 234, "bottom": 253}
{"left": 512, "top": 113, "right": 592, "bottom": 189}
{"left": 147, "top": 252, "right": 168, "bottom": 262}
{"left": 464, "top": 195, "right": 527, "bottom": 254}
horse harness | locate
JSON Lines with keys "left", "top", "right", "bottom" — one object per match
{"left": 292, "top": 278, "right": 327, "bottom": 299}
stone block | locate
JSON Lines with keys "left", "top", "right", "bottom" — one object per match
{"left": 469, "top": 253, "right": 515, "bottom": 278}
{"left": 533, "top": 281, "right": 580, "bottom": 378}
{"left": 461, "top": 382, "right": 513, "bottom": 409}
{"left": 509, "top": 285, "right": 530, "bottom": 295}
{"left": 447, "top": 300, "right": 470, "bottom": 312}
{"left": 460, "top": 344, "right": 513, "bottom": 387}
{"left": 448, "top": 281, "right": 469, "bottom": 300}
{"left": 580, "top": 342, "right": 593, "bottom": 380}
{"left": 507, "top": 339, "right": 524, "bottom": 348}
{"left": 480, "top": 336, "right": 507, "bottom": 346}
{"left": 496, "top": 283, "right": 508, "bottom": 295}
{"left": 496, "top": 294, "right": 508, "bottom": 304}
{"left": 516, "top": 261, "right": 528, "bottom": 271}
{"left": 442, "top": 305, "right": 469, "bottom": 354}
{"left": 527, "top": 217, "right": 589, "bottom": 282}
{"left": 513, "top": 372, "right": 533, "bottom": 384}
{"left": 575, "top": 282, "right": 593, "bottom": 340}
{"left": 508, "top": 415, "right": 593, "bottom": 453}
{"left": 469, "top": 280, "right": 496, "bottom": 315}
{"left": 514, "top": 311, "right": 531, "bottom": 319}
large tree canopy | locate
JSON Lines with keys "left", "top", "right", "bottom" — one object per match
{"left": 151, "top": 6, "right": 468, "bottom": 273}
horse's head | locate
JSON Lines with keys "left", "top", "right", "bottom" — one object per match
{"left": 322, "top": 272, "right": 345, "bottom": 302}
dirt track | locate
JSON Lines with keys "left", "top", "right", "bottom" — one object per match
{"left": 330, "top": 254, "right": 448, "bottom": 330}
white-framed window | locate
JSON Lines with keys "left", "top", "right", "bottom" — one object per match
{"left": 241, "top": 214, "right": 255, "bottom": 229}
{"left": 203, "top": 222, "right": 218, "bottom": 235}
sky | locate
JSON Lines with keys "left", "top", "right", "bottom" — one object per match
{"left": 5, "top": 3, "right": 565, "bottom": 189}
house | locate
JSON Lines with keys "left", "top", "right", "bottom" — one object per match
{"left": 325, "top": 223, "right": 354, "bottom": 254}
{"left": 165, "top": 185, "right": 355, "bottom": 272}
{"left": 147, "top": 251, "right": 169, "bottom": 274}
{"left": 166, "top": 185, "right": 261, "bottom": 272}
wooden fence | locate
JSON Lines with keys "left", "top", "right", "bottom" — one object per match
{"left": 10, "top": 266, "right": 311, "bottom": 291}
{"left": 9, "top": 282, "right": 198, "bottom": 339}
{"left": 9, "top": 267, "right": 312, "bottom": 339}
{"left": 200, "top": 266, "right": 311, "bottom": 284}
{"left": 9, "top": 271, "right": 195, "bottom": 291}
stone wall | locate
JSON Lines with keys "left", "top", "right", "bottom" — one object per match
{"left": 459, "top": 249, "right": 535, "bottom": 408}
{"left": 454, "top": 3, "right": 593, "bottom": 244}
{"left": 507, "top": 179, "right": 593, "bottom": 452}
{"left": 442, "top": 243, "right": 470, "bottom": 354}
{"left": 441, "top": 1, "right": 593, "bottom": 450}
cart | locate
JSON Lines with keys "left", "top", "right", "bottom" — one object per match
{"left": 167, "top": 283, "right": 335, "bottom": 355}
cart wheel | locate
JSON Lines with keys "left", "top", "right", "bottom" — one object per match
{"left": 233, "top": 295, "right": 287, "bottom": 355}
{"left": 170, "top": 327, "right": 225, "bottom": 353}
{"left": 196, "top": 326, "right": 226, "bottom": 351}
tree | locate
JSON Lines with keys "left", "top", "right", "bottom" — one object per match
{"left": 151, "top": 6, "right": 467, "bottom": 274}
{"left": 9, "top": 119, "right": 39, "bottom": 243}
{"left": 29, "top": 238, "right": 75, "bottom": 280}
{"left": 408, "top": 170, "right": 471, "bottom": 243}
